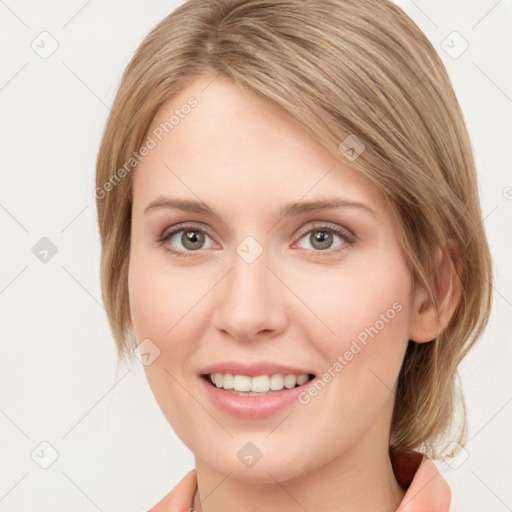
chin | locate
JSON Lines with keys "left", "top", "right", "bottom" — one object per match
{"left": 198, "top": 442, "right": 313, "bottom": 485}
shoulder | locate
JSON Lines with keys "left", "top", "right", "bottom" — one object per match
{"left": 146, "top": 469, "right": 197, "bottom": 512}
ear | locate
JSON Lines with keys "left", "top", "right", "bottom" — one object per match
{"left": 409, "top": 242, "right": 462, "bottom": 343}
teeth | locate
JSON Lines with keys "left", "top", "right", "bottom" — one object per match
{"left": 251, "top": 375, "right": 270, "bottom": 392}
{"left": 269, "top": 374, "right": 284, "bottom": 390}
{"left": 296, "top": 374, "right": 309, "bottom": 385}
{"left": 209, "top": 372, "right": 311, "bottom": 392}
{"left": 233, "top": 375, "right": 251, "bottom": 392}
{"left": 222, "top": 373, "right": 234, "bottom": 389}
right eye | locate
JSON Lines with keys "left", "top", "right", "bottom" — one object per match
{"left": 157, "top": 224, "right": 217, "bottom": 258}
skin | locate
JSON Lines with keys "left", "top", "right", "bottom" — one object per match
{"left": 127, "top": 75, "right": 458, "bottom": 512}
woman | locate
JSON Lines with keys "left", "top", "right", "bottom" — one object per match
{"left": 95, "top": 1, "right": 492, "bottom": 510}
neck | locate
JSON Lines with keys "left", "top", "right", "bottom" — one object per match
{"left": 192, "top": 400, "right": 406, "bottom": 512}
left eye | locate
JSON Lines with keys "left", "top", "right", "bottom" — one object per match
{"left": 295, "top": 227, "right": 349, "bottom": 252}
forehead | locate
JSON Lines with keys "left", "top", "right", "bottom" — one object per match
{"left": 132, "top": 75, "right": 386, "bottom": 216}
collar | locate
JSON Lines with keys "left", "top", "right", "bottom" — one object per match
{"left": 392, "top": 450, "right": 451, "bottom": 511}
{"left": 148, "top": 450, "right": 451, "bottom": 511}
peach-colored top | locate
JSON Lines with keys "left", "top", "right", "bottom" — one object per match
{"left": 146, "top": 450, "right": 451, "bottom": 512}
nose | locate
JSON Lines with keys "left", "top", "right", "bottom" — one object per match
{"left": 211, "top": 246, "right": 288, "bottom": 342}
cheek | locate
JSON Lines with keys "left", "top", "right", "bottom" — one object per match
{"left": 127, "top": 252, "right": 213, "bottom": 419}
{"left": 281, "top": 263, "right": 412, "bottom": 456}
{"left": 128, "top": 250, "right": 208, "bottom": 343}
{"left": 294, "top": 255, "right": 412, "bottom": 388}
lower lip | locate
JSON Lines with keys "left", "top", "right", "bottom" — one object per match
{"left": 200, "top": 376, "right": 313, "bottom": 419}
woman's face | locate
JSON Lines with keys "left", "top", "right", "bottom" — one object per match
{"left": 128, "top": 75, "right": 415, "bottom": 482}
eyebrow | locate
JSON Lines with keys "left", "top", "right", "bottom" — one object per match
{"left": 144, "top": 197, "right": 376, "bottom": 218}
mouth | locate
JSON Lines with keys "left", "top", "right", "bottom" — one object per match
{"left": 200, "top": 372, "right": 316, "bottom": 396}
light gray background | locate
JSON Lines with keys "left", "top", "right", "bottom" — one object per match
{"left": 0, "top": 1, "right": 511, "bottom": 511}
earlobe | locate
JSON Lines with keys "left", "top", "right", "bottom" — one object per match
{"left": 409, "top": 243, "right": 462, "bottom": 343}
{"left": 126, "top": 311, "right": 134, "bottom": 333}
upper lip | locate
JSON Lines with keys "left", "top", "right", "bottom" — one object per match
{"left": 199, "top": 361, "right": 315, "bottom": 377}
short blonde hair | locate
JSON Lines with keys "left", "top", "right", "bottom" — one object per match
{"left": 95, "top": 0, "right": 493, "bottom": 459}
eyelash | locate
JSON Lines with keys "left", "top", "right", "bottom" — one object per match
{"left": 155, "top": 222, "right": 356, "bottom": 259}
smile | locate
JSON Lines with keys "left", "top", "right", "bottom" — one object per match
{"left": 204, "top": 372, "right": 315, "bottom": 394}
{"left": 200, "top": 372, "right": 317, "bottom": 418}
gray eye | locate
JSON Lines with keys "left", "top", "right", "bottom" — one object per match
{"left": 170, "top": 230, "right": 213, "bottom": 251}
{"left": 297, "top": 229, "right": 345, "bottom": 251}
